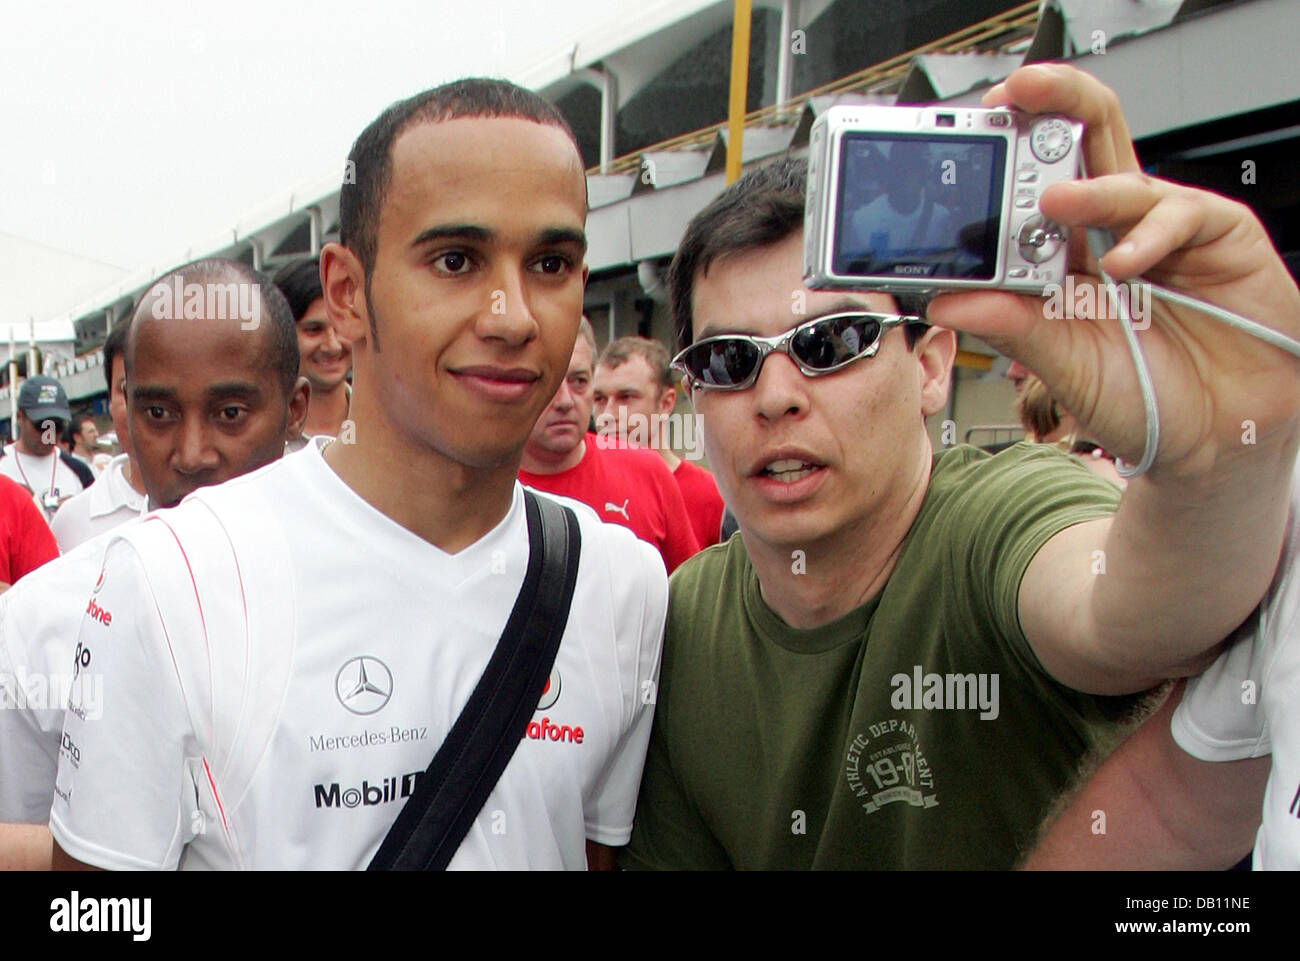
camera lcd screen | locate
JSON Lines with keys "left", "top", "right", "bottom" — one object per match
{"left": 832, "top": 133, "right": 1006, "bottom": 281}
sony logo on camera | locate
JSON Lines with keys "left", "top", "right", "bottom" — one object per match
{"left": 804, "top": 104, "right": 1082, "bottom": 296}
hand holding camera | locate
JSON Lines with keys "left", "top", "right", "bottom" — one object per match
{"left": 805, "top": 99, "right": 1081, "bottom": 294}
{"left": 811, "top": 62, "right": 1300, "bottom": 479}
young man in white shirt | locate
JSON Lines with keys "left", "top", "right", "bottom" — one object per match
{"left": 0, "top": 257, "right": 309, "bottom": 869}
{"left": 50, "top": 321, "right": 147, "bottom": 551}
{"left": 0, "top": 377, "right": 84, "bottom": 522}
{"left": 49, "top": 78, "right": 666, "bottom": 871}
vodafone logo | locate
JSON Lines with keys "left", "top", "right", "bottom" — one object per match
{"left": 93, "top": 568, "right": 105, "bottom": 594}
{"left": 85, "top": 598, "right": 112, "bottom": 627}
{"left": 537, "top": 668, "right": 561, "bottom": 710}
{"left": 525, "top": 670, "right": 584, "bottom": 745}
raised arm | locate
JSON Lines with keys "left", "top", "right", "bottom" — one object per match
{"left": 928, "top": 64, "right": 1300, "bottom": 693}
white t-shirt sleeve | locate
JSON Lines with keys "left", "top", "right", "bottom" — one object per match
{"left": 1171, "top": 624, "right": 1272, "bottom": 762}
{"left": 583, "top": 533, "right": 667, "bottom": 847}
{"left": 1173, "top": 472, "right": 1299, "bottom": 763}
{"left": 0, "top": 540, "right": 108, "bottom": 822}
{"left": 48, "top": 539, "right": 200, "bottom": 870}
{"left": 0, "top": 588, "right": 60, "bottom": 822}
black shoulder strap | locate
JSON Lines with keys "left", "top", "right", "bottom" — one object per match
{"left": 368, "top": 489, "right": 582, "bottom": 870}
{"left": 60, "top": 450, "right": 95, "bottom": 489}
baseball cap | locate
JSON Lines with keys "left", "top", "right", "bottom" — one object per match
{"left": 17, "top": 375, "right": 71, "bottom": 423}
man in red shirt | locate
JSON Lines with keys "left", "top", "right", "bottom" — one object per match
{"left": 0, "top": 475, "right": 58, "bottom": 591}
{"left": 520, "top": 319, "right": 700, "bottom": 573}
{"left": 593, "top": 336, "right": 725, "bottom": 547}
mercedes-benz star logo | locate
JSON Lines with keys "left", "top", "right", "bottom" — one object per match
{"left": 335, "top": 656, "right": 393, "bottom": 715}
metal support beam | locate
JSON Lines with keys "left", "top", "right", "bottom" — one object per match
{"left": 726, "top": 0, "right": 753, "bottom": 184}
{"left": 776, "top": 0, "right": 796, "bottom": 110}
{"left": 599, "top": 67, "right": 618, "bottom": 173}
{"left": 578, "top": 66, "right": 620, "bottom": 174}
{"left": 308, "top": 206, "right": 323, "bottom": 255}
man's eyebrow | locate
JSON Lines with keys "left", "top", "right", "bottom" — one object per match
{"left": 129, "top": 385, "right": 177, "bottom": 403}
{"left": 410, "top": 224, "right": 493, "bottom": 248}
{"left": 409, "top": 224, "right": 587, "bottom": 254}
{"left": 538, "top": 227, "right": 587, "bottom": 253}
{"left": 820, "top": 297, "right": 878, "bottom": 315}
{"left": 696, "top": 299, "right": 886, "bottom": 340}
{"left": 204, "top": 382, "right": 263, "bottom": 401}
{"left": 130, "top": 382, "right": 264, "bottom": 403}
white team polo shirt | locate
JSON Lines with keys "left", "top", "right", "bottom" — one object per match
{"left": 1172, "top": 466, "right": 1300, "bottom": 870}
{"left": 50, "top": 453, "right": 146, "bottom": 552}
{"left": 50, "top": 439, "right": 666, "bottom": 870}
{"left": 0, "top": 535, "right": 110, "bottom": 822}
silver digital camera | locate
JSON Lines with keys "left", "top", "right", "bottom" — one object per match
{"left": 803, "top": 104, "right": 1083, "bottom": 294}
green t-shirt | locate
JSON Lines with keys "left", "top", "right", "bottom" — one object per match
{"left": 622, "top": 443, "right": 1139, "bottom": 870}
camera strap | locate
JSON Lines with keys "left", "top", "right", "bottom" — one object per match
{"left": 367, "top": 489, "right": 581, "bottom": 871}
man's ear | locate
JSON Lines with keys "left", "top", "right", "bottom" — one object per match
{"left": 657, "top": 385, "right": 677, "bottom": 416}
{"left": 914, "top": 326, "right": 957, "bottom": 418}
{"left": 321, "top": 242, "right": 367, "bottom": 348}
{"left": 286, "top": 376, "right": 311, "bottom": 441}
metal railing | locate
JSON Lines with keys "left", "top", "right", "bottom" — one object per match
{"left": 965, "top": 424, "right": 1025, "bottom": 447}
{"left": 588, "top": 1, "right": 1040, "bottom": 176}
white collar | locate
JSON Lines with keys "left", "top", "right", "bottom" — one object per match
{"left": 88, "top": 453, "right": 147, "bottom": 518}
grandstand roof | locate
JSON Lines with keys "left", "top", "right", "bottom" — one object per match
{"left": 11, "top": 0, "right": 1296, "bottom": 407}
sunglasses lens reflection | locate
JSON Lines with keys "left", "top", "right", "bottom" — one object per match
{"left": 686, "top": 339, "right": 762, "bottom": 387}
{"left": 792, "top": 315, "right": 882, "bottom": 370}
{"left": 681, "top": 313, "right": 894, "bottom": 388}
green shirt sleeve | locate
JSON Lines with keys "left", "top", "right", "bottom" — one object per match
{"left": 930, "top": 443, "right": 1122, "bottom": 683}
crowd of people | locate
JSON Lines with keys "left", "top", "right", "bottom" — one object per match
{"left": 0, "top": 61, "right": 1296, "bottom": 871}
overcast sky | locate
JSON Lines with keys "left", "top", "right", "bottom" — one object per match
{"left": 1, "top": 0, "right": 636, "bottom": 272}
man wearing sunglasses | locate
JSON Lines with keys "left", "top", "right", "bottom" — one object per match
{"left": 622, "top": 64, "right": 1300, "bottom": 870}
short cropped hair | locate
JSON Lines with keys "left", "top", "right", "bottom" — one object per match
{"left": 598, "top": 336, "right": 672, "bottom": 391}
{"left": 102, "top": 316, "right": 131, "bottom": 393}
{"left": 131, "top": 258, "right": 299, "bottom": 397}
{"left": 668, "top": 156, "right": 928, "bottom": 353}
{"left": 340, "top": 78, "right": 581, "bottom": 286}
{"left": 272, "top": 258, "right": 324, "bottom": 322}
{"left": 576, "top": 316, "right": 597, "bottom": 362}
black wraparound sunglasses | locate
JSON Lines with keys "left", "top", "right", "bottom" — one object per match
{"left": 672, "top": 310, "right": 923, "bottom": 391}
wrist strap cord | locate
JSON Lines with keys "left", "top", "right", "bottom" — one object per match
{"left": 1078, "top": 225, "right": 1300, "bottom": 478}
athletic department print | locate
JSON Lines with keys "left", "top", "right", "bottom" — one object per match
{"left": 50, "top": 440, "right": 666, "bottom": 870}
